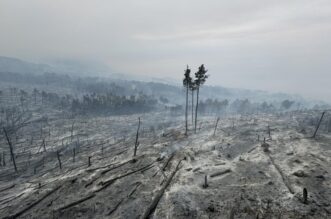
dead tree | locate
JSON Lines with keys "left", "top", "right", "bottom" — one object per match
{"left": 133, "top": 117, "right": 141, "bottom": 158}
{"left": 70, "top": 120, "right": 75, "bottom": 142}
{"left": 213, "top": 117, "right": 220, "bottom": 136}
{"left": 303, "top": 188, "right": 308, "bottom": 204}
{"left": 183, "top": 66, "right": 192, "bottom": 135}
{"left": 6, "top": 185, "right": 62, "bottom": 218}
{"left": 267, "top": 125, "right": 271, "bottom": 139}
{"left": 72, "top": 148, "right": 76, "bottom": 162}
{"left": 3, "top": 127, "right": 17, "bottom": 172}
{"left": 141, "top": 159, "right": 183, "bottom": 219}
{"left": 190, "top": 83, "right": 196, "bottom": 126}
{"left": 203, "top": 175, "right": 208, "bottom": 188}
{"left": 2, "top": 152, "right": 5, "bottom": 166}
{"left": 56, "top": 151, "right": 62, "bottom": 170}
{"left": 40, "top": 122, "right": 43, "bottom": 139}
{"left": 194, "top": 64, "right": 208, "bottom": 133}
{"left": 42, "top": 138, "right": 47, "bottom": 152}
{"left": 312, "top": 111, "right": 325, "bottom": 138}
{"left": 88, "top": 156, "right": 92, "bottom": 167}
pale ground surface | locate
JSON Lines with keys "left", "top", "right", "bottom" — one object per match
{"left": 0, "top": 110, "right": 331, "bottom": 218}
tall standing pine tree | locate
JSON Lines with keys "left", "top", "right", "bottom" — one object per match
{"left": 194, "top": 64, "right": 208, "bottom": 133}
{"left": 183, "top": 65, "right": 192, "bottom": 135}
{"left": 189, "top": 79, "right": 196, "bottom": 126}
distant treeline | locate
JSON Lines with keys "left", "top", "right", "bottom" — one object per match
{"left": 194, "top": 98, "right": 299, "bottom": 115}
{"left": 71, "top": 93, "right": 157, "bottom": 115}
{"left": 0, "top": 86, "right": 158, "bottom": 116}
{"left": 0, "top": 71, "right": 180, "bottom": 103}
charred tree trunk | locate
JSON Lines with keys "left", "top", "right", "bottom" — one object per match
{"left": 303, "top": 188, "right": 308, "bottom": 204}
{"left": 2, "top": 152, "right": 5, "bottom": 166}
{"left": 213, "top": 117, "right": 220, "bottom": 136}
{"left": 70, "top": 121, "right": 75, "bottom": 142}
{"left": 133, "top": 117, "right": 141, "bottom": 157}
{"left": 3, "top": 128, "right": 17, "bottom": 172}
{"left": 88, "top": 156, "right": 91, "bottom": 167}
{"left": 141, "top": 159, "right": 183, "bottom": 219}
{"left": 185, "top": 84, "right": 189, "bottom": 135}
{"left": 191, "top": 90, "right": 194, "bottom": 125}
{"left": 42, "top": 138, "right": 47, "bottom": 152}
{"left": 56, "top": 151, "right": 62, "bottom": 170}
{"left": 73, "top": 148, "right": 76, "bottom": 163}
{"left": 203, "top": 175, "right": 208, "bottom": 188}
{"left": 267, "top": 125, "right": 272, "bottom": 140}
{"left": 312, "top": 111, "right": 325, "bottom": 139}
{"left": 194, "top": 87, "right": 200, "bottom": 133}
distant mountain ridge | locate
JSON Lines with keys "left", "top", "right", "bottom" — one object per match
{"left": 0, "top": 56, "right": 50, "bottom": 74}
{"left": 0, "top": 56, "right": 327, "bottom": 107}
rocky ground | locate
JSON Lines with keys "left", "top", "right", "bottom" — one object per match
{"left": 0, "top": 111, "right": 330, "bottom": 218}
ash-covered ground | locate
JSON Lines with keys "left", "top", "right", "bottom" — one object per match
{"left": 0, "top": 110, "right": 330, "bottom": 219}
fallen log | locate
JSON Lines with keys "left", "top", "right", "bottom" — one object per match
{"left": 107, "top": 199, "right": 123, "bottom": 216}
{"left": 210, "top": 169, "right": 232, "bottom": 178}
{"left": 162, "top": 153, "right": 175, "bottom": 171}
{"left": 100, "top": 162, "right": 154, "bottom": 186}
{"left": 101, "top": 159, "right": 133, "bottom": 175}
{"left": 0, "top": 184, "right": 15, "bottom": 193}
{"left": 247, "top": 146, "right": 257, "bottom": 154}
{"left": 213, "top": 117, "right": 220, "bottom": 136}
{"left": 141, "top": 164, "right": 155, "bottom": 173}
{"left": 3, "top": 127, "right": 18, "bottom": 173}
{"left": 5, "top": 185, "right": 62, "bottom": 219}
{"left": 268, "top": 154, "right": 295, "bottom": 194}
{"left": 133, "top": 117, "right": 141, "bottom": 158}
{"left": 85, "top": 159, "right": 138, "bottom": 188}
{"left": 0, "top": 192, "right": 25, "bottom": 205}
{"left": 86, "top": 162, "right": 119, "bottom": 173}
{"left": 128, "top": 182, "right": 142, "bottom": 197}
{"left": 312, "top": 111, "right": 325, "bottom": 138}
{"left": 96, "top": 162, "right": 154, "bottom": 192}
{"left": 57, "top": 193, "right": 96, "bottom": 211}
{"left": 140, "top": 159, "right": 183, "bottom": 219}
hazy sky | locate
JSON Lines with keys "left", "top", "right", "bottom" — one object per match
{"left": 1, "top": 0, "right": 331, "bottom": 102}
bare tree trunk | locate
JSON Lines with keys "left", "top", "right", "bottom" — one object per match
{"left": 194, "top": 88, "right": 200, "bottom": 133}
{"left": 88, "top": 156, "right": 91, "bottom": 167}
{"left": 312, "top": 111, "right": 325, "bottom": 138}
{"left": 303, "top": 188, "right": 308, "bottom": 204}
{"left": 2, "top": 152, "right": 5, "bottom": 166}
{"left": 42, "top": 138, "right": 47, "bottom": 152}
{"left": 3, "top": 128, "right": 17, "bottom": 172}
{"left": 141, "top": 159, "right": 183, "bottom": 219}
{"left": 185, "top": 85, "right": 188, "bottom": 135}
{"left": 191, "top": 90, "right": 194, "bottom": 125}
{"left": 203, "top": 175, "right": 208, "bottom": 188}
{"left": 71, "top": 121, "right": 75, "bottom": 142}
{"left": 267, "top": 125, "right": 272, "bottom": 140}
{"left": 57, "top": 151, "right": 62, "bottom": 169}
{"left": 133, "top": 117, "right": 141, "bottom": 157}
{"left": 73, "top": 148, "right": 76, "bottom": 162}
{"left": 213, "top": 117, "right": 220, "bottom": 136}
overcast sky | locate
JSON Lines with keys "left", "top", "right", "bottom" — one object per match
{"left": 1, "top": 0, "right": 331, "bottom": 102}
